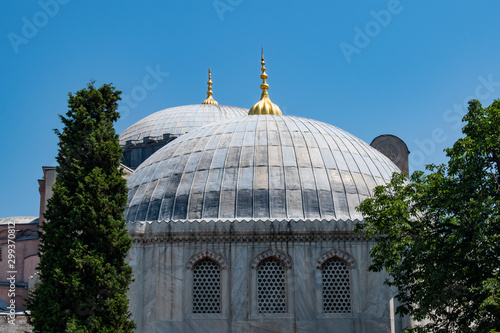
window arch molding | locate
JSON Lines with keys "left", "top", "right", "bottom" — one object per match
{"left": 316, "top": 249, "right": 357, "bottom": 270}
{"left": 186, "top": 250, "right": 228, "bottom": 270}
{"left": 251, "top": 249, "right": 293, "bottom": 270}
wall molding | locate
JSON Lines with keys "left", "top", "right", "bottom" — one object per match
{"left": 316, "top": 248, "right": 357, "bottom": 269}
{"left": 130, "top": 231, "right": 370, "bottom": 244}
{"left": 186, "top": 249, "right": 228, "bottom": 270}
{"left": 251, "top": 249, "right": 293, "bottom": 270}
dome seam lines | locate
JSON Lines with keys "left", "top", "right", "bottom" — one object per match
{"left": 304, "top": 119, "right": 338, "bottom": 220}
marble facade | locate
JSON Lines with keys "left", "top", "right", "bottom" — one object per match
{"left": 127, "top": 220, "right": 405, "bottom": 333}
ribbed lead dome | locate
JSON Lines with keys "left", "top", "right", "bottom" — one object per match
{"left": 119, "top": 104, "right": 248, "bottom": 146}
{"left": 125, "top": 115, "right": 400, "bottom": 222}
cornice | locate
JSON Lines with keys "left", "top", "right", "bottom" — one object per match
{"left": 130, "top": 230, "right": 368, "bottom": 244}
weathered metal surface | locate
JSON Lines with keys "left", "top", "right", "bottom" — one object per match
{"left": 125, "top": 115, "right": 400, "bottom": 222}
{"left": 119, "top": 104, "right": 248, "bottom": 146}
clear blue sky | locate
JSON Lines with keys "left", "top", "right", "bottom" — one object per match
{"left": 1, "top": 0, "right": 500, "bottom": 217}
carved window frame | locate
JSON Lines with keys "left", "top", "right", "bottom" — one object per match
{"left": 249, "top": 249, "right": 295, "bottom": 320}
{"left": 315, "top": 249, "right": 360, "bottom": 319}
{"left": 184, "top": 250, "right": 229, "bottom": 319}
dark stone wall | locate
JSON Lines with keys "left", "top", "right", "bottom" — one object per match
{"left": 371, "top": 134, "right": 410, "bottom": 174}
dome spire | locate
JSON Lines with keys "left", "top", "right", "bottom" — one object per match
{"left": 202, "top": 68, "right": 219, "bottom": 105}
{"left": 248, "top": 48, "right": 282, "bottom": 115}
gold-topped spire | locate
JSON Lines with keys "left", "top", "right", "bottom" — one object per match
{"left": 202, "top": 68, "right": 219, "bottom": 105}
{"left": 248, "top": 48, "right": 282, "bottom": 115}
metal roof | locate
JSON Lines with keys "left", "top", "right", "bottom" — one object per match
{"left": 119, "top": 104, "right": 248, "bottom": 146}
{"left": 125, "top": 115, "right": 400, "bottom": 223}
{"left": 0, "top": 216, "right": 39, "bottom": 225}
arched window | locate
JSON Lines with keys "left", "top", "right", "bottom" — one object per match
{"left": 257, "top": 258, "right": 286, "bottom": 313}
{"left": 192, "top": 258, "right": 221, "bottom": 314}
{"left": 321, "top": 258, "right": 351, "bottom": 313}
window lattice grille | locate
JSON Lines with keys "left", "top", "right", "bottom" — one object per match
{"left": 322, "top": 258, "right": 351, "bottom": 313}
{"left": 192, "top": 258, "right": 221, "bottom": 313}
{"left": 257, "top": 258, "right": 286, "bottom": 313}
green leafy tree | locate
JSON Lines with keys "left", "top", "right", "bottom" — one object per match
{"left": 356, "top": 99, "right": 500, "bottom": 332}
{"left": 27, "top": 82, "right": 136, "bottom": 332}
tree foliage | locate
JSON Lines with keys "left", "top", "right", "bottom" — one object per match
{"left": 27, "top": 82, "right": 136, "bottom": 332}
{"left": 356, "top": 99, "right": 500, "bottom": 332}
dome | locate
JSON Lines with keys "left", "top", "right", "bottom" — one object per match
{"left": 0, "top": 216, "right": 39, "bottom": 225}
{"left": 119, "top": 104, "right": 248, "bottom": 146}
{"left": 125, "top": 115, "right": 400, "bottom": 222}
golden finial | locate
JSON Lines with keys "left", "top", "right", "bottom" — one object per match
{"left": 248, "top": 48, "right": 282, "bottom": 115}
{"left": 202, "top": 68, "right": 219, "bottom": 105}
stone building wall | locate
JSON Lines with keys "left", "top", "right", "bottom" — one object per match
{"left": 0, "top": 217, "right": 39, "bottom": 312}
{"left": 0, "top": 315, "right": 33, "bottom": 333}
{"left": 127, "top": 220, "right": 406, "bottom": 333}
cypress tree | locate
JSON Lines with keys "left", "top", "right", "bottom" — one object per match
{"left": 27, "top": 82, "right": 136, "bottom": 332}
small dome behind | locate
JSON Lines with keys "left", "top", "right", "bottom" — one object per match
{"left": 125, "top": 115, "right": 400, "bottom": 223}
{"left": 119, "top": 104, "right": 248, "bottom": 146}
{"left": 119, "top": 104, "right": 248, "bottom": 169}
{"left": 0, "top": 216, "right": 39, "bottom": 225}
